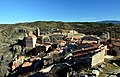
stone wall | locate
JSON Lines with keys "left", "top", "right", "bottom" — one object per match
{"left": 91, "top": 48, "right": 105, "bottom": 67}
{"left": 112, "top": 46, "right": 120, "bottom": 56}
{"left": 25, "top": 36, "right": 37, "bottom": 48}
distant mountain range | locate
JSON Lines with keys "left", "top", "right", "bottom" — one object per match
{"left": 97, "top": 20, "right": 120, "bottom": 24}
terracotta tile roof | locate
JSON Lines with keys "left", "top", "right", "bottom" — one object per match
{"left": 111, "top": 38, "right": 120, "bottom": 43}
{"left": 73, "top": 48, "right": 98, "bottom": 57}
{"left": 22, "top": 62, "right": 32, "bottom": 67}
{"left": 66, "top": 35, "right": 81, "bottom": 39}
{"left": 111, "top": 38, "right": 120, "bottom": 41}
{"left": 57, "top": 40, "right": 66, "bottom": 42}
{"left": 57, "top": 40, "right": 66, "bottom": 46}
{"left": 54, "top": 48, "right": 61, "bottom": 54}
{"left": 30, "top": 57, "right": 41, "bottom": 62}
{"left": 112, "top": 42, "right": 120, "bottom": 47}
{"left": 73, "top": 43, "right": 101, "bottom": 57}
{"left": 77, "top": 43, "right": 100, "bottom": 49}
{"left": 82, "top": 35, "right": 100, "bottom": 40}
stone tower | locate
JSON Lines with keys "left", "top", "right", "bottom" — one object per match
{"left": 36, "top": 27, "right": 40, "bottom": 36}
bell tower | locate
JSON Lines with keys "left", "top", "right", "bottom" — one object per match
{"left": 36, "top": 27, "right": 40, "bottom": 36}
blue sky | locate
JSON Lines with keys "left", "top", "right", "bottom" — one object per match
{"left": 0, "top": 0, "right": 120, "bottom": 24}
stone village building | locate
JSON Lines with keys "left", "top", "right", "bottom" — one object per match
{"left": 10, "top": 28, "right": 110, "bottom": 76}
{"left": 24, "top": 36, "right": 37, "bottom": 48}
{"left": 81, "top": 35, "right": 100, "bottom": 44}
{"left": 112, "top": 42, "right": 120, "bottom": 56}
{"left": 72, "top": 43, "right": 107, "bottom": 67}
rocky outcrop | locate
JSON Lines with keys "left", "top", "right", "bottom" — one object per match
{"left": 0, "top": 48, "right": 13, "bottom": 77}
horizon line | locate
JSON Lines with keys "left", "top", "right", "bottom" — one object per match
{"left": 0, "top": 19, "right": 120, "bottom": 24}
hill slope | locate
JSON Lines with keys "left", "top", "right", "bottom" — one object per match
{"left": 98, "top": 20, "right": 120, "bottom": 24}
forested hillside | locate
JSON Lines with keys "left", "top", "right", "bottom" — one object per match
{"left": 1, "top": 21, "right": 120, "bottom": 42}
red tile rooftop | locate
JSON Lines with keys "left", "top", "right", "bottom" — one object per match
{"left": 22, "top": 62, "right": 32, "bottom": 67}
{"left": 111, "top": 38, "right": 120, "bottom": 40}
{"left": 66, "top": 35, "right": 81, "bottom": 39}
{"left": 73, "top": 43, "right": 101, "bottom": 57}
{"left": 54, "top": 48, "right": 61, "bottom": 54}
{"left": 77, "top": 43, "right": 100, "bottom": 50}
{"left": 73, "top": 48, "right": 98, "bottom": 57}
{"left": 57, "top": 40, "right": 66, "bottom": 42}
{"left": 83, "top": 35, "right": 100, "bottom": 39}
{"left": 111, "top": 38, "right": 120, "bottom": 42}
{"left": 112, "top": 42, "right": 120, "bottom": 47}
{"left": 30, "top": 57, "right": 41, "bottom": 62}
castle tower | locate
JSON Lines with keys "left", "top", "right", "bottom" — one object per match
{"left": 24, "top": 36, "right": 37, "bottom": 48}
{"left": 36, "top": 27, "right": 40, "bottom": 36}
